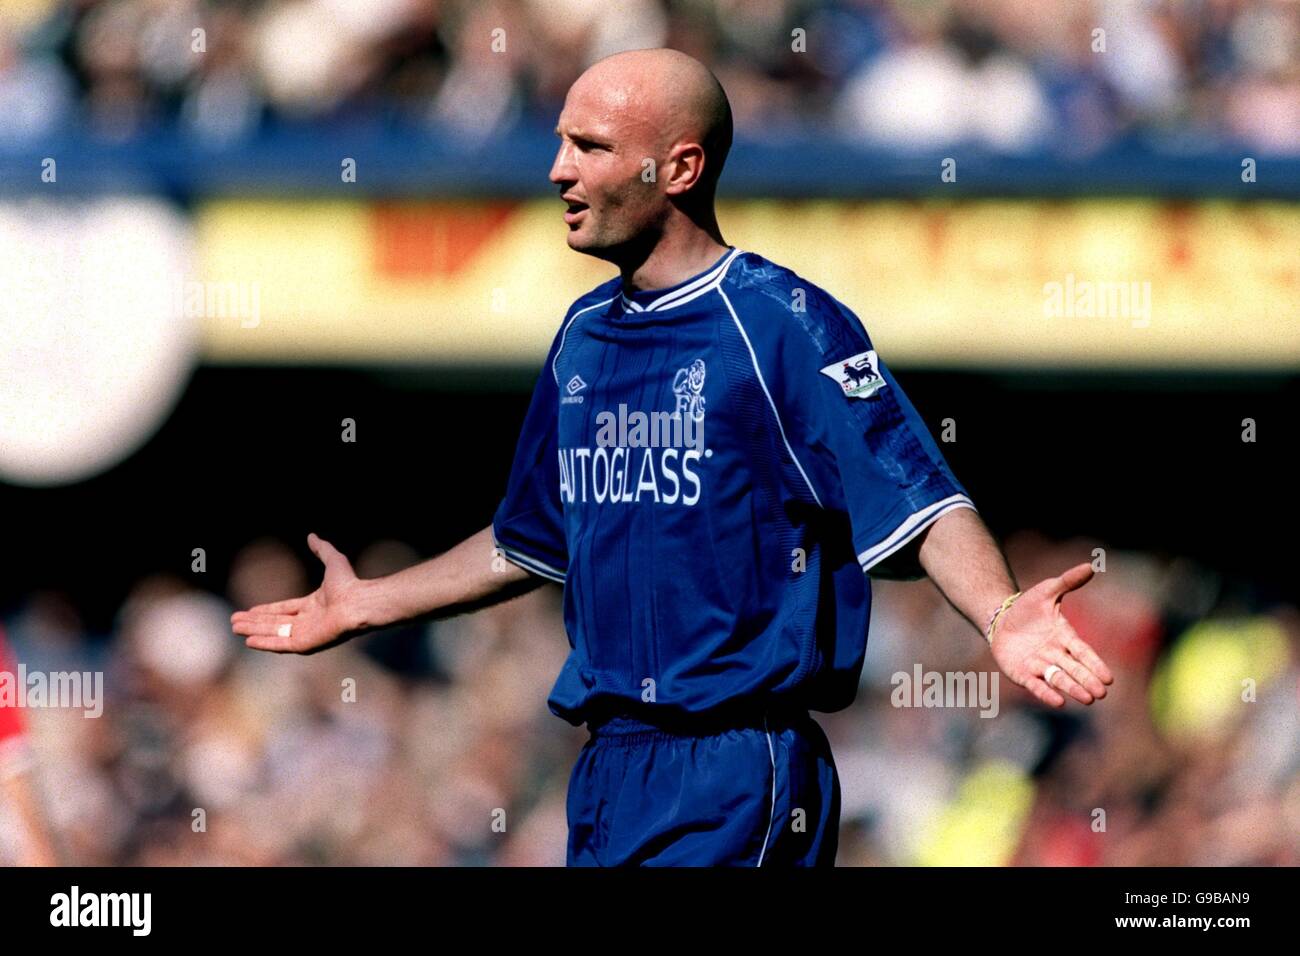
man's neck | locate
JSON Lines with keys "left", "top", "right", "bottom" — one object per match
{"left": 619, "top": 224, "right": 730, "bottom": 293}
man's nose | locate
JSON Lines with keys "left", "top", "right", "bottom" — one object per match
{"left": 548, "top": 142, "right": 577, "bottom": 185}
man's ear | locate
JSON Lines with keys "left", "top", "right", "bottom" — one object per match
{"left": 663, "top": 143, "right": 706, "bottom": 196}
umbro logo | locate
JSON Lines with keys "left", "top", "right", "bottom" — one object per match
{"left": 562, "top": 374, "right": 587, "bottom": 404}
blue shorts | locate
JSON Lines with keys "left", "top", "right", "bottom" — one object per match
{"left": 565, "top": 703, "right": 840, "bottom": 866}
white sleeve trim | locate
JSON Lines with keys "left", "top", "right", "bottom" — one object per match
{"left": 857, "top": 494, "right": 976, "bottom": 571}
{"left": 494, "top": 539, "right": 566, "bottom": 584}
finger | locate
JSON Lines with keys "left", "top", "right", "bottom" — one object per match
{"left": 232, "top": 613, "right": 297, "bottom": 634}
{"left": 1022, "top": 674, "right": 1067, "bottom": 708}
{"left": 1050, "top": 562, "right": 1095, "bottom": 600}
{"left": 1039, "top": 658, "right": 1093, "bottom": 705}
{"left": 1051, "top": 620, "right": 1110, "bottom": 695}
{"left": 244, "top": 634, "right": 302, "bottom": 654}
{"left": 232, "top": 597, "right": 304, "bottom": 618}
{"left": 1063, "top": 633, "right": 1114, "bottom": 685}
{"left": 307, "top": 532, "right": 344, "bottom": 568}
{"left": 231, "top": 614, "right": 298, "bottom": 639}
{"left": 1047, "top": 647, "right": 1106, "bottom": 700}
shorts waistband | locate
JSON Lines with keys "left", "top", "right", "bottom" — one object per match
{"left": 584, "top": 699, "right": 810, "bottom": 739}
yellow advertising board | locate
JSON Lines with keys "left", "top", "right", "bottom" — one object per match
{"left": 196, "top": 199, "right": 1299, "bottom": 368}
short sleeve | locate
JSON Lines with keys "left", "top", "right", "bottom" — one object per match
{"left": 491, "top": 336, "right": 568, "bottom": 584}
{"left": 769, "top": 296, "right": 977, "bottom": 581}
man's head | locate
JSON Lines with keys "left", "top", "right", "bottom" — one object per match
{"left": 548, "top": 48, "right": 732, "bottom": 262}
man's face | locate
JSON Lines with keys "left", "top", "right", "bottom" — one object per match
{"left": 548, "top": 80, "right": 667, "bottom": 258}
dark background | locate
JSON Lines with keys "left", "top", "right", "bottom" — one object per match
{"left": 5, "top": 364, "right": 1293, "bottom": 632}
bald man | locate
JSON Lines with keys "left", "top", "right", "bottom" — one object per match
{"left": 233, "top": 48, "right": 1112, "bottom": 867}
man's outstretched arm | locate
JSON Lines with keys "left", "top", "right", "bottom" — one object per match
{"left": 230, "top": 526, "right": 544, "bottom": 655}
{"left": 915, "top": 507, "right": 1114, "bottom": 708}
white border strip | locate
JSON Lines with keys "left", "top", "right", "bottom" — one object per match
{"left": 857, "top": 494, "right": 976, "bottom": 570}
{"left": 718, "top": 285, "right": 824, "bottom": 508}
{"left": 553, "top": 295, "right": 617, "bottom": 384}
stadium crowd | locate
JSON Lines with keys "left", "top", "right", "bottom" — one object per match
{"left": 2, "top": 530, "right": 1296, "bottom": 865}
{"left": 0, "top": 0, "right": 1296, "bottom": 153}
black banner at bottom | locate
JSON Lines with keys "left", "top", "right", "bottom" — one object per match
{"left": 0, "top": 866, "right": 1284, "bottom": 944}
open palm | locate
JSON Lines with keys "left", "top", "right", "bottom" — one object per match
{"left": 230, "top": 533, "right": 366, "bottom": 654}
{"left": 989, "top": 562, "right": 1114, "bottom": 707}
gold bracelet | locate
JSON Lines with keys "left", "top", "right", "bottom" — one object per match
{"left": 984, "top": 591, "right": 1022, "bottom": 645}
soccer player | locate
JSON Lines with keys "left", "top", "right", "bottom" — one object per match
{"left": 231, "top": 48, "right": 1113, "bottom": 866}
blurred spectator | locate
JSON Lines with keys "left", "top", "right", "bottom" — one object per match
{"left": 0, "top": 0, "right": 1293, "bottom": 153}
{"left": 1, "top": 531, "right": 1294, "bottom": 865}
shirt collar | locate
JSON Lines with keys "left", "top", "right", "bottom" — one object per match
{"left": 619, "top": 247, "right": 739, "bottom": 313}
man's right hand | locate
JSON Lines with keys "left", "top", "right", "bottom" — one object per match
{"left": 230, "top": 533, "right": 368, "bottom": 654}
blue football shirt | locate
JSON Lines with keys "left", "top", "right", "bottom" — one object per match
{"left": 493, "top": 246, "right": 976, "bottom": 726}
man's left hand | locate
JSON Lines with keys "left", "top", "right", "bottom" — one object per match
{"left": 989, "top": 562, "right": 1114, "bottom": 707}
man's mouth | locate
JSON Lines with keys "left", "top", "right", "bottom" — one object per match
{"left": 563, "top": 199, "right": 588, "bottom": 225}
